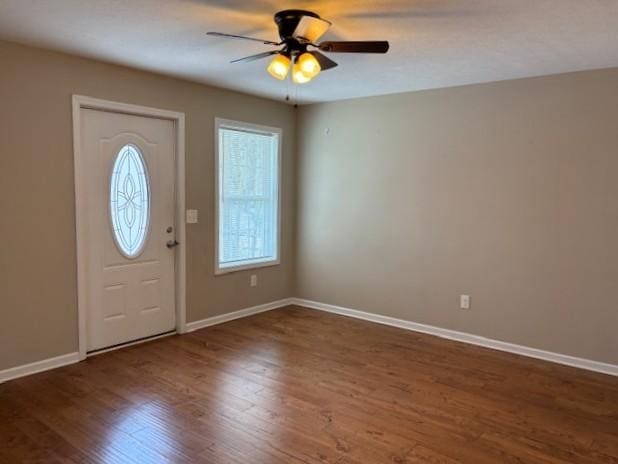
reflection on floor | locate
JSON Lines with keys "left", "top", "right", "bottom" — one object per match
{"left": 1, "top": 305, "right": 617, "bottom": 463}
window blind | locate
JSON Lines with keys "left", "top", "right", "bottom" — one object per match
{"left": 218, "top": 125, "right": 279, "bottom": 270}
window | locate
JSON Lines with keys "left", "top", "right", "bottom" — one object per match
{"left": 215, "top": 119, "right": 281, "bottom": 273}
{"left": 109, "top": 144, "right": 150, "bottom": 258}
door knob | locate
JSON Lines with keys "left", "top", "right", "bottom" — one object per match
{"left": 166, "top": 240, "right": 180, "bottom": 249}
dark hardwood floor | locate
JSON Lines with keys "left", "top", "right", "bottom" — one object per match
{"left": 1, "top": 305, "right": 617, "bottom": 463}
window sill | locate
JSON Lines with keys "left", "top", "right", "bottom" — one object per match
{"left": 215, "top": 259, "right": 280, "bottom": 275}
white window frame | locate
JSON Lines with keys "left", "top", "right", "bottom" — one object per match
{"left": 214, "top": 117, "right": 282, "bottom": 275}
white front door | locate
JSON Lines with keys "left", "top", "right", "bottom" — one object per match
{"left": 81, "top": 109, "right": 176, "bottom": 352}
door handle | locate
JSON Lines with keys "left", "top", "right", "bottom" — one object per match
{"left": 166, "top": 240, "right": 180, "bottom": 249}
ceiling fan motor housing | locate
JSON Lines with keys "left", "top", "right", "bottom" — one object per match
{"left": 274, "top": 10, "right": 320, "bottom": 42}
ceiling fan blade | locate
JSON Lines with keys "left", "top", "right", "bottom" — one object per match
{"left": 309, "top": 51, "right": 338, "bottom": 71}
{"left": 318, "top": 41, "right": 390, "bottom": 53}
{"left": 230, "top": 50, "right": 280, "bottom": 64}
{"left": 293, "top": 15, "right": 332, "bottom": 42}
{"left": 207, "top": 32, "right": 280, "bottom": 46}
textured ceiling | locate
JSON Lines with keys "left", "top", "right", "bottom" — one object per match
{"left": 1, "top": 0, "right": 618, "bottom": 104}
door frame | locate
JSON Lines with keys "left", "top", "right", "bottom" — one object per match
{"left": 72, "top": 95, "right": 187, "bottom": 360}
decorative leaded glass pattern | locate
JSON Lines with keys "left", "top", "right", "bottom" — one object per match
{"left": 110, "top": 144, "right": 150, "bottom": 258}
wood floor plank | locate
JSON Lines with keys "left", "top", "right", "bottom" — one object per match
{"left": 1, "top": 305, "right": 616, "bottom": 463}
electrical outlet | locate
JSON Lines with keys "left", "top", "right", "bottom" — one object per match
{"left": 460, "top": 295, "right": 471, "bottom": 310}
{"left": 250, "top": 275, "right": 258, "bottom": 287}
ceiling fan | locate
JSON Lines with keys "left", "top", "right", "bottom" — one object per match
{"left": 207, "top": 9, "right": 389, "bottom": 84}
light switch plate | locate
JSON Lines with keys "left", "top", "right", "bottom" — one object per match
{"left": 186, "top": 209, "right": 198, "bottom": 224}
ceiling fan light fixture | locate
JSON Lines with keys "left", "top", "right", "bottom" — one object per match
{"left": 297, "top": 52, "right": 321, "bottom": 79}
{"left": 292, "top": 62, "right": 312, "bottom": 84}
{"left": 209, "top": 10, "right": 389, "bottom": 85}
{"left": 267, "top": 53, "right": 291, "bottom": 80}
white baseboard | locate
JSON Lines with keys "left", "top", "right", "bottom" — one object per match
{"left": 291, "top": 298, "right": 618, "bottom": 377}
{"left": 0, "top": 352, "right": 80, "bottom": 384}
{"left": 3, "top": 297, "right": 615, "bottom": 383}
{"left": 185, "top": 298, "right": 295, "bottom": 333}
{"left": 0, "top": 299, "right": 293, "bottom": 384}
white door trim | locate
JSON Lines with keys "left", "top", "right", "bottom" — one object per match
{"left": 72, "top": 95, "right": 187, "bottom": 360}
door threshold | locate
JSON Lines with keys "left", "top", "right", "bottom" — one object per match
{"left": 86, "top": 330, "right": 177, "bottom": 357}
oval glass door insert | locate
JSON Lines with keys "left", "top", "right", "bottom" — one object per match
{"left": 109, "top": 144, "right": 151, "bottom": 258}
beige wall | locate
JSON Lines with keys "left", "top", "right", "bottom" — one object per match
{"left": 0, "top": 41, "right": 296, "bottom": 370}
{"left": 2, "top": 38, "right": 617, "bottom": 371}
{"left": 296, "top": 69, "right": 618, "bottom": 365}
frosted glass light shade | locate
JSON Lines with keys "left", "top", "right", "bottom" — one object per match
{"left": 297, "top": 52, "right": 321, "bottom": 78}
{"left": 267, "top": 54, "right": 291, "bottom": 80}
{"left": 292, "top": 62, "right": 312, "bottom": 84}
